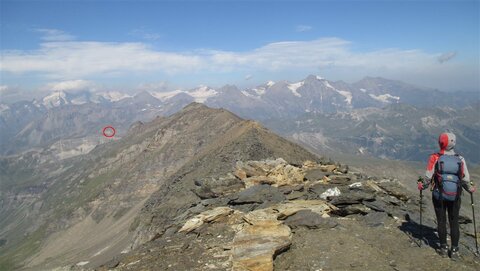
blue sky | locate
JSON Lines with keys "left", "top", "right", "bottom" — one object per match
{"left": 1, "top": 0, "right": 479, "bottom": 99}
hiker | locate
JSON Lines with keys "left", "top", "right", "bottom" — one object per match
{"left": 418, "top": 132, "right": 476, "bottom": 260}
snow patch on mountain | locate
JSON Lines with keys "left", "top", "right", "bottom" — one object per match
{"left": 70, "top": 97, "right": 88, "bottom": 105}
{"left": 251, "top": 87, "right": 266, "bottom": 96}
{"left": 188, "top": 86, "right": 218, "bottom": 103}
{"left": 43, "top": 91, "right": 68, "bottom": 108}
{"left": 323, "top": 81, "right": 352, "bottom": 105}
{"left": 266, "top": 81, "right": 275, "bottom": 87}
{"left": 337, "top": 90, "right": 353, "bottom": 105}
{"left": 360, "top": 88, "right": 367, "bottom": 93}
{"left": 241, "top": 90, "right": 259, "bottom": 99}
{"left": 288, "top": 82, "right": 304, "bottom": 97}
{"left": 316, "top": 75, "right": 324, "bottom": 80}
{"left": 99, "top": 91, "right": 131, "bottom": 102}
{"left": 151, "top": 90, "right": 183, "bottom": 101}
{"left": 368, "top": 93, "right": 400, "bottom": 103}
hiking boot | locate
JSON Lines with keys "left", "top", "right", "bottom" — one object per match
{"left": 450, "top": 246, "right": 460, "bottom": 261}
{"left": 437, "top": 244, "right": 449, "bottom": 258}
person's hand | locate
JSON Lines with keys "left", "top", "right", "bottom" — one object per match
{"left": 469, "top": 185, "right": 477, "bottom": 194}
{"left": 417, "top": 182, "right": 424, "bottom": 191}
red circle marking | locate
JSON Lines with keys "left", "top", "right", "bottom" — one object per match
{"left": 102, "top": 126, "right": 116, "bottom": 138}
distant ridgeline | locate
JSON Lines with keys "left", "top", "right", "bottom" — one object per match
{"left": 0, "top": 75, "right": 478, "bottom": 163}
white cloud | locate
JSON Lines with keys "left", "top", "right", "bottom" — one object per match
{"left": 44, "top": 80, "right": 94, "bottom": 92}
{"left": 245, "top": 74, "right": 253, "bottom": 80}
{"left": 296, "top": 25, "right": 313, "bottom": 32}
{"left": 137, "top": 81, "right": 170, "bottom": 92}
{"left": 0, "top": 85, "right": 8, "bottom": 93}
{"left": 1, "top": 36, "right": 477, "bottom": 91}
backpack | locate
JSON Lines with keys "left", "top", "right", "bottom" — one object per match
{"left": 433, "top": 154, "right": 463, "bottom": 201}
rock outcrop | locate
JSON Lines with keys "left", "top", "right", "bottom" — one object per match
{"left": 102, "top": 158, "right": 480, "bottom": 271}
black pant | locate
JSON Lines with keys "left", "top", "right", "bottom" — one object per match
{"left": 432, "top": 195, "right": 461, "bottom": 247}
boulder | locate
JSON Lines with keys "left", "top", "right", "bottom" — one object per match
{"left": 274, "top": 200, "right": 336, "bottom": 220}
{"left": 178, "top": 207, "right": 234, "bottom": 233}
{"left": 363, "top": 200, "right": 388, "bottom": 212}
{"left": 229, "top": 185, "right": 285, "bottom": 205}
{"left": 329, "top": 175, "right": 353, "bottom": 184}
{"left": 376, "top": 181, "right": 410, "bottom": 202}
{"left": 284, "top": 210, "right": 338, "bottom": 229}
{"left": 232, "top": 222, "right": 291, "bottom": 271}
{"left": 329, "top": 191, "right": 375, "bottom": 206}
{"left": 268, "top": 164, "right": 305, "bottom": 187}
{"left": 320, "top": 187, "right": 341, "bottom": 200}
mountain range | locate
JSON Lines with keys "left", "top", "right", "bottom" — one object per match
{"left": 1, "top": 75, "right": 478, "bottom": 164}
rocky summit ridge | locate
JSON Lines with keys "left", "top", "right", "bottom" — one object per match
{"left": 97, "top": 158, "right": 479, "bottom": 271}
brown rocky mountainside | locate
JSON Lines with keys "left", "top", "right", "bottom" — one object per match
{"left": 1, "top": 103, "right": 479, "bottom": 271}
{"left": 0, "top": 102, "right": 321, "bottom": 270}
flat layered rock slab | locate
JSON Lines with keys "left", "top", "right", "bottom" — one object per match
{"left": 178, "top": 206, "right": 235, "bottom": 233}
{"left": 232, "top": 223, "right": 291, "bottom": 271}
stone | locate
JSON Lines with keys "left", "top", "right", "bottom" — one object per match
{"left": 236, "top": 162, "right": 267, "bottom": 178}
{"left": 243, "top": 176, "right": 277, "bottom": 188}
{"left": 179, "top": 207, "right": 234, "bottom": 233}
{"left": 320, "top": 187, "right": 341, "bottom": 200}
{"left": 376, "top": 181, "right": 410, "bottom": 202}
{"left": 329, "top": 191, "right": 375, "bottom": 206}
{"left": 329, "top": 175, "right": 353, "bottom": 184}
{"left": 278, "top": 184, "right": 303, "bottom": 195}
{"left": 302, "top": 160, "right": 318, "bottom": 169}
{"left": 243, "top": 208, "right": 281, "bottom": 227}
{"left": 286, "top": 191, "right": 305, "bottom": 200}
{"left": 232, "top": 221, "right": 291, "bottom": 271}
{"left": 320, "top": 164, "right": 337, "bottom": 173}
{"left": 235, "top": 169, "right": 247, "bottom": 180}
{"left": 267, "top": 164, "right": 305, "bottom": 187}
{"left": 336, "top": 204, "right": 371, "bottom": 216}
{"left": 363, "top": 200, "right": 388, "bottom": 212}
{"left": 192, "top": 186, "right": 217, "bottom": 199}
{"left": 284, "top": 210, "right": 338, "bottom": 229}
{"left": 229, "top": 185, "right": 285, "bottom": 205}
{"left": 274, "top": 200, "right": 336, "bottom": 220}
{"left": 366, "top": 180, "right": 384, "bottom": 192}
{"left": 349, "top": 182, "right": 363, "bottom": 189}
{"left": 304, "top": 169, "right": 328, "bottom": 181}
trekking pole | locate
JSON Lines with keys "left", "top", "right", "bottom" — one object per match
{"left": 471, "top": 192, "right": 479, "bottom": 256}
{"left": 420, "top": 188, "right": 423, "bottom": 247}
